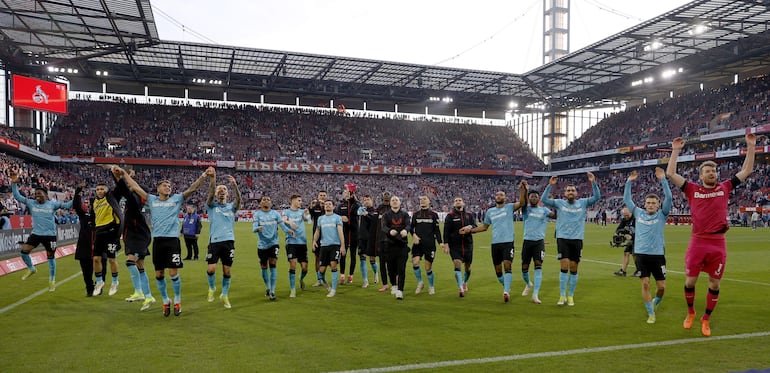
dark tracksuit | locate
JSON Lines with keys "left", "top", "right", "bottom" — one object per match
{"left": 443, "top": 208, "right": 476, "bottom": 264}
{"left": 373, "top": 203, "right": 390, "bottom": 285}
{"left": 182, "top": 212, "right": 202, "bottom": 260}
{"left": 334, "top": 197, "right": 360, "bottom": 276}
{"left": 113, "top": 177, "right": 152, "bottom": 257}
{"left": 358, "top": 206, "right": 375, "bottom": 260}
{"left": 380, "top": 208, "right": 411, "bottom": 291}
{"left": 410, "top": 208, "right": 443, "bottom": 261}
{"left": 73, "top": 187, "right": 95, "bottom": 296}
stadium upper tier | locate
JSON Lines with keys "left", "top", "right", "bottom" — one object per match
{"left": 45, "top": 101, "right": 544, "bottom": 171}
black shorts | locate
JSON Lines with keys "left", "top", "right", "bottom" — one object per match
{"left": 206, "top": 240, "right": 235, "bottom": 267}
{"left": 556, "top": 238, "right": 582, "bottom": 263}
{"left": 357, "top": 239, "right": 368, "bottom": 257}
{"left": 490, "top": 242, "right": 514, "bottom": 265}
{"left": 521, "top": 239, "right": 545, "bottom": 264}
{"left": 449, "top": 244, "right": 473, "bottom": 264}
{"left": 319, "top": 245, "right": 341, "bottom": 267}
{"left": 25, "top": 234, "right": 57, "bottom": 252}
{"left": 152, "top": 237, "right": 183, "bottom": 270}
{"left": 637, "top": 254, "right": 666, "bottom": 281}
{"left": 94, "top": 224, "right": 121, "bottom": 258}
{"left": 258, "top": 245, "right": 279, "bottom": 264}
{"left": 412, "top": 242, "right": 437, "bottom": 263}
{"left": 286, "top": 244, "right": 308, "bottom": 263}
{"left": 623, "top": 243, "right": 634, "bottom": 254}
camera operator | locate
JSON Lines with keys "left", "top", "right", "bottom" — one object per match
{"left": 613, "top": 208, "right": 639, "bottom": 277}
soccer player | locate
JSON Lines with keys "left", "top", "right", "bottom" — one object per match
{"left": 409, "top": 195, "right": 442, "bottom": 295}
{"left": 181, "top": 204, "right": 202, "bottom": 260}
{"left": 308, "top": 190, "right": 328, "bottom": 287}
{"left": 253, "top": 195, "right": 294, "bottom": 301}
{"left": 205, "top": 170, "right": 241, "bottom": 309}
{"left": 666, "top": 133, "right": 756, "bottom": 336}
{"left": 10, "top": 169, "right": 73, "bottom": 291}
{"left": 467, "top": 182, "right": 527, "bottom": 303}
{"left": 612, "top": 208, "right": 638, "bottom": 277}
{"left": 111, "top": 167, "right": 156, "bottom": 311}
{"left": 624, "top": 167, "right": 672, "bottom": 324}
{"left": 73, "top": 183, "right": 95, "bottom": 296}
{"left": 313, "top": 200, "right": 346, "bottom": 297}
{"left": 123, "top": 167, "right": 210, "bottom": 316}
{"left": 357, "top": 194, "right": 377, "bottom": 288}
{"left": 520, "top": 188, "right": 556, "bottom": 304}
{"left": 541, "top": 172, "right": 601, "bottom": 306}
{"left": 442, "top": 197, "right": 476, "bottom": 297}
{"left": 282, "top": 194, "right": 311, "bottom": 298}
{"left": 381, "top": 196, "right": 411, "bottom": 300}
{"left": 374, "top": 192, "right": 392, "bottom": 292}
{"left": 90, "top": 179, "right": 123, "bottom": 297}
{"left": 334, "top": 187, "right": 360, "bottom": 285}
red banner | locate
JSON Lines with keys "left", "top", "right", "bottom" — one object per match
{"left": 0, "top": 136, "right": 21, "bottom": 149}
{"left": 11, "top": 75, "right": 68, "bottom": 114}
{"left": 236, "top": 161, "right": 423, "bottom": 175}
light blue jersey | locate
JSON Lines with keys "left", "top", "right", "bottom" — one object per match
{"left": 13, "top": 184, "right": 73, "bottom": 236}
{"left": 317, "top": 213, "right": 343, "bottom": 246}
{"left": 541, "top": 182, "right": 600, "bottom": 240}
{"left": 483, "top": 203, "right": 516, "bottom": 244}
{"left": 145, "top": 194, "right": 184, "bottom": 238}
{"left": 522, "top": 205, "right": 551, "bottom": 241}
{"left": 282, "top": 208, "right": 308, "bottom": 245}
{"left": 623, "top": 179, "right": 672, "bottom": 255}
{"left": 253, "top": 209, "right": 289, "bottom": 249}
{"left": 207, "top": 201, "right": 237, "bottom": 243}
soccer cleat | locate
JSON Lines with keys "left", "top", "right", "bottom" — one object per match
{"left": 173, "top": 303, "right": 182, "bottom": 316}
{"left": 459, "top": 289, "right": 465, "bottom": 298}
{"left": 93, "top": 282, "right": 105, "bottom": 296}
{"left": 207, "top": 288, "right": 216, "bottom": 302}
{"left": 428, "top": 287, "right": 435, "bottom": 295}
{"left": 462, "top": 282, "right": 468, "bottom": 292}
{"left": 289, "top": 289, "right": 296, "bottom": 298}
{"left": 613, "top": 269, "right": 627, "bottom": 277}
{"left": 700, "top": 318, "right": 711, "bottom": 337}
{"left": 361, "top": 280, "right": 369, "bottom": 288}
{"left": 347, "top": 275, "right": 353, "bottom": 284}
{"left": 125, "top": 292, "right": 145, "bottom": 302}
{"left": 108, "top": 281, "right": 119, "bottom": 296}
{"left": 220, "top": 294, "right": 231, "bottom": 309}
{"left": 300, "top": 278, "right": 306, "bottom": 290}
{"left": 683, "top": 313, "right": 696, "bottom": 329}
{"left": 338, "top": 275, "right": 346, "bottom": 285}
{"left": 326, "top": 289, "right": 336, "bottom": 298}
{"left": 162, "top": 301, "right": 171, "bottom": 317}
{"left": 269, "top": 292, "right": 276, "bottom": 301}
{"left": 415, "top": 282, "right": 424, "bottom": 294}
{"left": 324, "top": 282, "right": 331, "bottom": 292}
{"left": 265, "top": 289, "right": 270, "bottom": 297}
{"left": 378, "top": 284, "right": 389, "bottom": 292}
{"left": 312, "top": 280, "right": 323, "bottom": 287}
{"left": 140, "top": 297, "right": 156, "bottom": 311}
{"left": 567, "top": 296, "right": 575, "bottom": 306}
{"left": 632, "top": 270, "right": 642, "bottom": 277}
{"left": 21, "top": 268, "right": 37, "bottom": 280}
{"left": 48, "top": 281, "right": 56, "bottom": 292}
{"left": 391, "top": 286, "right": 398, "bottom": 295}
{"left": 557, "top": 296, "right": 567, "bottom": 306}
{"left": 503, "top": 292, "right": 510, "bottom": 303}
{"left": 395, "top": 290, "right": 403, "bottom": 300}
{"left": 522, "top": 283, "right": 533, "bottom": 296}
{"left": 532, "top": 295, "right": 542, "bottom": 304}
{"left": 373, "top": 276, "right": 379, "bottom": 284}
{"left": 647, "top": 314, "right": 656, "bottom": 324}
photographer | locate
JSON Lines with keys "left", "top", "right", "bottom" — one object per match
{"left": 612, "top": 208, "right": 639, "bottom": 277}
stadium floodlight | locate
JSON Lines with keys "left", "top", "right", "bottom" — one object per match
{"left": 643, "top": 41, "right": 663, "bottom": 52}
{"left": 661, "top": 69, "right": 677, "bottom": 79}
{"left": 688, "top": 23, "right": 710, "bottom": 35}
{"left": 47, "top": 66, "right": 55, "bottom": 72}
{"left": 643, "top": 76, "right": 654, "bottom": 83}
{"left": 509, "top": 101, "right": 518, "bottom": 109}
{"left": 631, "top": 80, "right": 643, "bottom": 87}
{"left": 442, "top": 97, "right": 453, "bottom": 103}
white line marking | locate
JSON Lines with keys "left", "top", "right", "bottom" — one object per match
{"left": 0, "top": 271, "right": 82, "bottom": 315}
{"left": 328, "top": 331, "right": 770, "bottom": 373}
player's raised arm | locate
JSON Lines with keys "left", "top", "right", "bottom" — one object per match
{"left": 735, "top": 133, "right": 756, "bottom": 182}
{"left": 665, "top": 137, "right": 686, "bottom": 189}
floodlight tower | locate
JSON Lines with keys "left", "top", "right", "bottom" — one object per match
{"left": 542, "top": 0, "right": 570, "bottom": 161}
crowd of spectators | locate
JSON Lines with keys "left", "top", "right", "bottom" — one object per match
{"left": 45, "top": 101, "right": 544, "bottom": 171}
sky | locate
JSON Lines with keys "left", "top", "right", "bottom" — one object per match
{"left": 150, "top": 0, "right": 695, "bottom": 74}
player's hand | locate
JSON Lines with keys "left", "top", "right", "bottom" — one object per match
{"left": 399, "top": 229, "right": 407, "bottom": 238}
{"left": 441, "top": 244, "right": 449, "bottom": 254}
{"left": 288, "top": 229, "right": 295, "bottom": 237}
{"left": 390, "top": 229, "right": 397, "bottom": 236}
{"left": 341, "top": 216, "right": 349, "bottom": 223}
{"left": 655, "top": 167, "right": 665, "bottom": 180}
{"left": 672, "top": 137, "right": 685, "bottom": 151}
{"left": 746, "top": 133, "right": 756, "bottom": 147}
{"left": 628, "top": 170, "right": 638, "bottom": 182}
{"left": 9, "top": 170, "right": 18, "bottom": 183}
{"left": 340, "top": 247, "right": 347, "bottom": 256}
{"left": 519, "top": 180, "right": 528, "bottom": 189}
{"left": 205, "top": 167, "right": 215, "bottom": 177}
{"left": 313, "top": 241, "right": 318, "bottom": 249}
{"left": 412, "top": 234, "right": 421, "bottom": 245}
{"left": 549, "top": 176, "right": 557, "bottom": 185}
{"left": 587, "top": 172, "right": 595, "bottom": 183}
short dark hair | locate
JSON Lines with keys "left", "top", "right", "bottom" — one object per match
{"left": 528, "top": 190, "right": 540, "bottom": 196}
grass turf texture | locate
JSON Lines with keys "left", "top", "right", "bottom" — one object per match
{"left": 1, "top": 223, "right": 769, "bottom": 372}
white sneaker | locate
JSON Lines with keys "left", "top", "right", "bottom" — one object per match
{"left": 532, "top": 295, "right": 542, "bottom": 304}
{"left": 428, "top": 286, "right": 435, "bottom": 295}
{"left": 391, "top": 286, "right": 398, "bottom": 295}
{"left": 93, "top": 282, "right": 105, "bottom": 296}
{"left": 395, "top": 290, "right": 404, "bottom": 300}
{"left": 108, "top": 281, "right": 119, "bottom": 296}
{"left": 415, "top": 282, "right": 424, "bottom": 294}
{"left": 289, "top": 289, "right": 296, "bottom": 298}
{"left": 207, "top": 288, "right": 216, "bottom": 302}
{"left": 338, "top": 275, "right": 346, "bottom": 285}
{"left": 326, "top": 290, "right": 336, "bottom": 298}
{"left": 361, "top": 280, "right": 369, "bottom": 288}
{"left": 522, "top": 282, "right": 533, "bottom": 296}
{"left": 312, "top": 280, "right": 323, "bottom": 287}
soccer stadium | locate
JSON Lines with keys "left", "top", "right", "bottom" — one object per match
{"left": 1, "top": 1, "right": 769, "bottom": 372}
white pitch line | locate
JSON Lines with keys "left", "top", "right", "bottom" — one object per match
{"left": 328, "top": 331, "right": 770, "bottom": 373}
{"left": 0, "top": 271, "right": 82, "bottom": 315}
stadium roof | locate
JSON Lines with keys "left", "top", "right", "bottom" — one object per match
{"left": 1, "top": 0, "right": 770, "bottom": 113}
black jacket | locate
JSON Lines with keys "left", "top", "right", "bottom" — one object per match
{"left": 410, "top": 208, "right": 442, "bottom": 246}
{"left": 443, "top": 208, "right": 476, "bottom": 248}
